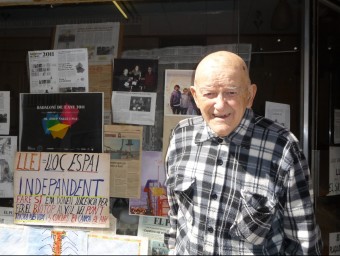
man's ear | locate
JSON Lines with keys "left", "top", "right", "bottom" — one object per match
{"left": 190, "top": 86, "right": 200, "bottom": 108}
{"left": 247, "top": 84, "right": 257, "bottom": 108}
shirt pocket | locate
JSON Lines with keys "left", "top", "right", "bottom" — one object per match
{"left": 173, "top": 174, "right": 195, "bottom": 225}
{"left": 229, "top": 189, "right": 277, "bottom": 245}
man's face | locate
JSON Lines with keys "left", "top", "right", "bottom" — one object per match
{"left": 191, "top": 54, "right": 256, "bottom": 137}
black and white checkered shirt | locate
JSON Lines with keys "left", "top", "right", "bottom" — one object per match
{"left": 164, "top": 108, "right": 322, "bottom": 255}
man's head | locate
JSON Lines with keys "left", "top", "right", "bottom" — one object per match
{"left": 191, "top": 51, "right": 257, "bottom": 137}
{"left": 174, "top": 84, "right": 180, "bottom": 91}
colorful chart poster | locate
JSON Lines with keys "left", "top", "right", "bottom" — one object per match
{"left": 14, "top": 152, "right": 110, "bottom": 228}
{"left": 19, "top": 93, "right": 103, "bottom": 153}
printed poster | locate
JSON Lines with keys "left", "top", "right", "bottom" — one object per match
{"left": 129, "top": 151, "right": 169, "bottom": 217}
{"left": 14, "top": 152, "right": 110, "bottom": 228}
{"left": 19, "top": 93, "right": 103, "bottom": 153}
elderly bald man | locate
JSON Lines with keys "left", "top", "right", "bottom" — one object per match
{"left": 164, "top": 51, "right": 322, "bottom": 255}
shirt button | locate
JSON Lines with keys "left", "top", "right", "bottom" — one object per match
{"left": 217, "top": 159, "right": 223, "bottom": 165}
{"left": 211, "top": 194, "right": 218, "bottom": 200}
{"left": 217, "top": 138, "right": 223, "bottom": 144}
{"left": 207, "top": 226, "right": 214, "bottom": 233}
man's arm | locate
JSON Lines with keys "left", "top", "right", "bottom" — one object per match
{"left": 282, "top": 143, "right": 323, "bottom": 255}
{"left": 164, "top": 130, "right": 179, "bottom": 254}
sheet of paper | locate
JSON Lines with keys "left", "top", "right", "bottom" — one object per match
{"left": 328, "top": 146, "right": 340, "bottom": 196}
{"left": 265, "top": 101, "right": 290, "bottom": 130}
{"left": 87, "top": 234, "right": 148, "bottom": 255}
{"left": 0, "top": 91, "right": 10, "bottom": 135}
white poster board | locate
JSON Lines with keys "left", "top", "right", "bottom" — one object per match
{"left": 14, "top": 152, "right": 110, "bottom": 228}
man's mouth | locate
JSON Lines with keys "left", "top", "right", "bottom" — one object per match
{"left": 213, "top": 113, "right": 231, "bottom": 119}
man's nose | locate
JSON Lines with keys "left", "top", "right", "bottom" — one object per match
{"left": 214, "top": 93, "right": 226, "bottom": 109}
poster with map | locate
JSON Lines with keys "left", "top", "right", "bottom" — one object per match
{"left": 19, "top": 93, "right": 103, "bottom": 153}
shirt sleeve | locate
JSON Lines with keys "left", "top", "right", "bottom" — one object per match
{"left": 164, "top": 128, "right": 179, "bottom": 253}
{"left": 282, "top": 142, "right": 323, "bottom": 255}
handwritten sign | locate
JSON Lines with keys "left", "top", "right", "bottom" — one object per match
{"left": 14, "top": 152, "right": 110, "bottom": 228}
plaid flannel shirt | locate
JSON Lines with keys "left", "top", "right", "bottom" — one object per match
{"left": 164, "top": 108, "right": 322, "bottom": 255}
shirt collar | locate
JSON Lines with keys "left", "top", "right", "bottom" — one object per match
{"left": 195, "top": 108, "right": 255, "bottom": 148}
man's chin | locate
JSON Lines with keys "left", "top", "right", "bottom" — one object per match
{"left": 209, "top": 123, "right": 232, "bottom": 137}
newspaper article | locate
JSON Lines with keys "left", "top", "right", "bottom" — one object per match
{"left": 0, "top": 91, "right": 10, "bottom": 135}
{"left": 0, "top": 207, "right": 13, "bottom": 224}
{"left": 137, "top": 216, "right": 170, "bottom": 255}
{"left": 111, "top": 91, "right": 157, "bottom": 126}
{"left": 104, "top": 125, "right": 143, "bottom": 198}
{"left": 28, "top": 48, "right": 89, "bottom": 93}
{"left": 0, "top": 136, "right": 17, "bottom": 198}
{"left": 54, "top": 22, "right": 121, "bottom": 64}
{"left": 89, "top": 64, "right": 113, "bottom": 124}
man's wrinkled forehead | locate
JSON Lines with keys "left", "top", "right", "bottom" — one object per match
{"left": 195, "top": 51, "right": 250, "bottom": 85}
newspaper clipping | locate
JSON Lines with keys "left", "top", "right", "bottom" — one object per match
{"left": 0, "top": 91, "right": 10, "bottom": 135}
{"left": 54, "top": 22, "right": 121, "bottom": 64}
{"left": 28, "top": 48, "right": 89, "bottom": 93}
{"left": 104, "top": 125, "right": 143, "bottom": 198}
{"left": 137, "top": 216, "right": 170, "bottom": 255}
{"left": 0, "top": 136, "right": 17, "bottom": 198}
{"left": 111, "top": 91, "right": 156, "bottom": 126}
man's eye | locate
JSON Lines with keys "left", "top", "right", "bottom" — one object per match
{"left": 203, "top": 92, "right": 216, "bottom": 98}
{"left": 226, "top": 91, "right": 238, "bottom": 97}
